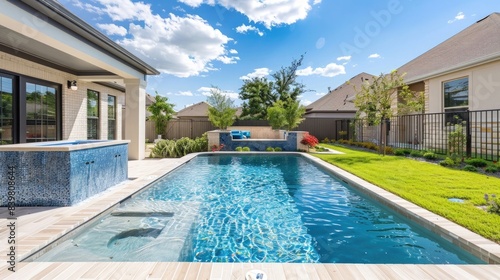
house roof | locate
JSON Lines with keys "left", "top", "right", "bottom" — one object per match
{"left": 398, "top": 12, "right": 500, "bottom": 84}
{"left": 176, "top": 102, "right": 210, "bottom": 118}
{"left": 1, "top": 0, "right": 159, "bottom": 76}
{"left": 306, "top": 72, "right": 375, "bottom": 113}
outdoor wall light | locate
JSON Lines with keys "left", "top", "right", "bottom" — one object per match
{"left": 67, "top": 80, "right": 78, "bottom": 91}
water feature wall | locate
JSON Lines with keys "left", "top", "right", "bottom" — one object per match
{"left": 208, "top": 130, "right": 309, "bottom": 151}
{"left": 0, "top": 140, "right": 129, "bottom": 206}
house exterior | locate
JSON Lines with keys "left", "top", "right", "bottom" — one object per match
{"left": 386, "top": 12, "right": 500, "bottom": 157}
{"left": 0, "top": 0, "right": 159, "bottom": 160}
{"left": 305, "top": 72, "right": 375, "bottom": 119}
{"left": 398, "top": 12, "right": 500, "bottom": 114}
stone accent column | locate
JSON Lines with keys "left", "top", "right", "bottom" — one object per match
{"left": 207, "top": 130, "right": 221, "bottom": 151}
{"left": 124, "top": 79, "right": 147, "bottom": 160}
{"left": 294, "top": 131, "right": 310, "bottom": 151}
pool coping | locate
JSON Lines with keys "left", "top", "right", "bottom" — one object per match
{"left": 1, "top": 151, "right": 499, "bottom": 277}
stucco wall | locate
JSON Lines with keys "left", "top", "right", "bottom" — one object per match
{"left": 0, "top": 51, "right": 124, "bottom": 141}
{"left": 427, "top": 60, "right": 500, "bottom": 113}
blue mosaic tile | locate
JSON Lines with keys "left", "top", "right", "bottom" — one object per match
{"left": 0, "top": 144, "right": 128, "bottom": 207}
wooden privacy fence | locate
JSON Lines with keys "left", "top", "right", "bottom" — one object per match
{"left": 146, "top": 118, "right": 353, "bottom": 142}
{"left": 146, "top": 119, "right": 217, "bottom": 141}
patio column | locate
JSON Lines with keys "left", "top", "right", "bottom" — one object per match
{"left": 124, "top": 79, "right": 147, "bottom": 160}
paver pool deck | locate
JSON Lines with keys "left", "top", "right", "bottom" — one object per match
{"left": 1, "top": 152, "right": 500, "bottom": 279}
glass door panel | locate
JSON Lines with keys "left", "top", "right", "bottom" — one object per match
{"left": 0, "top": 76, "right": 14, "bottom": 144}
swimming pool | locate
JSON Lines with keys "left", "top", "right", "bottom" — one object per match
{"left": 34, "top": 154, "right": 484, "bottom": 264}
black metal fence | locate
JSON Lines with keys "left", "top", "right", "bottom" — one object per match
{"left": 353, "top": 109, "right": 500, "bottom": 161}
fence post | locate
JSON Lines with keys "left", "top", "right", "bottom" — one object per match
{"left": 466, "top": 110, "right": 472, "bottom": 158}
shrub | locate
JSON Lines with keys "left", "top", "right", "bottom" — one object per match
{"left": 242, "top": 147, "right": 251, "bottom": 152}
{"left": 266, "top": 147, "right": 274, "bottom": 152}
{"left": 439, "top": 157, "right": 456, "bottom": 167}
{"left": 235, "top": 146, "right": 243, "bottom": 151}
{"left": 301, "top": 134, "right": 319, "bottom": 148}
{"left": 484, "top": 194, "right": 500, "bottom": 215}
{"left": 410, "top": 150, "right": 423, "bottom": 157}
{"left": 462, "top": 164, "right": 477, "bottom": 172}
{"left": 383, "top": 146, "right": 394, "bottom": 155}
{"left": 274, "top": 147, "right": 282, "bottom": 151}
{"left": 402, "top": 149, "right": 411, "bottom": 155}
{"left": 321, "top": 137, "right": 330, "bottom": 143}
{"left": 485, "top": 165, "right": 499, "bottom": 173}
{"left": 423, "top": 152, "right": 438, "bottom": 160}
{"left": 464, "top": 158, "right": 489, "bottom": 168}
{"left": 363, "top": 142, "right": 378, "bottom": 151}
{"left": 394, "top": 149, "right": 406, "bottom": 156}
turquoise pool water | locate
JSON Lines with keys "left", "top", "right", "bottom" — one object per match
{"left": 35, "top": 154, "right": 484, "bottom": 263}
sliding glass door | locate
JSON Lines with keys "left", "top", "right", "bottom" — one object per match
{"left": 0, "top": 74, "right": 14, "bottom": 144}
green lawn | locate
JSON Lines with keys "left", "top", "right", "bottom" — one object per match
{"left": 313, "top": 144, "right": 500, "bottom": 243}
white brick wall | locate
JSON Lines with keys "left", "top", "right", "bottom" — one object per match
{"left": 0, "top": 51, "right": 125, "bottom": 140}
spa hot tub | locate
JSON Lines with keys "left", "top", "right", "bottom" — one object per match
{"left": 0, "top": 140, "right": 130, "bottom": 206}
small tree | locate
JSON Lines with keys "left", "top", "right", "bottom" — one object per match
{"left": 147, "top": 92, "right": 175, "bottom": 138}
{"left": 207, "top": 87, "right": 237, "bottom": 130}
{"left": 267, "top": 100, "right": 287, "bottom": 129}
{"left": 266, "top": 98, "right": 306, "bottom": 131}
{"left": 353, "top": 70, "right": 424, "bottom": 155}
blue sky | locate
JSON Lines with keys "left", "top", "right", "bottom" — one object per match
{"left": 60, "top": 0, "right": 498, "bottom": 111}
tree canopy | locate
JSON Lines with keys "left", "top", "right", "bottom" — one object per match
{"left": 207, "top": 87, "right": 237, "bottom": 130}
{"left": 147, "top": 92, "right": 175, "bottom": 137}
{"left": 239, "top": 55, "right": 306, "bottom": 120}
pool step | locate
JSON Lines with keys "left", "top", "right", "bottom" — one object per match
{"left": 111, "top": 211, "right": 174, "bottom": 217}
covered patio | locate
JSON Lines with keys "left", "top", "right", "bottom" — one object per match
{"left": 0, "top": 0, "right": 159, "bottom": 159}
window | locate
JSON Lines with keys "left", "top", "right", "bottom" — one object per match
{"left": 25, "top": 82, "right": 58, "bottom": 142}
{"left": 108, "top": 95, "right": 116, "bottom": 140}
{"left": 0, "top": 75, "right": 14, "bottom": 144}
{"left": 87, "top": 90, "right": 99, "bottom": 139}
{"left": 0, "top": 72, "right": 61, "bottom": 144}
{"left": 443, "top": 77, "right": 468, "bottom": 124}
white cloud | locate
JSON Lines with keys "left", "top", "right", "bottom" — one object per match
{"left": 236, "top": 24, "right": 264, "bottom": 36}
{"left": 83, "top": 0, "right": 235, "bottom": 77}
{"left": 72, "top": 0, "right": 104, "bottom": 15}
{"left": 368, "top": 53, "right": 381, "bottom": 59}
{"left": 337, "top": 56, "right": 351, "bottom": 61}
{"left": 240, "top": 68, "right": 271, "bottom": 80}
{"left": 448, "top": 12, "right": 465, "bottom": 24}
{"left": 198, "top": 87, "right": 239, "bottom": 99}
{"left": 316, "top": 92, "right": 326, "bottom": 96}
{"left": 96, "top": 23, "right": 127, "bottom": 36}
{"left": 296, "top": 63, "right": 346, "bottom": 77}
{"left": 177, "top": 91, "right": 194, "bottom": 96}
{"left": 179, "top": 0, "right": 313, "bottom": 28}
{"left": 217, "top": 55, "right": 240, "bottom": 64}
{"left": 301, "top": 99, "right": 312, "bottom": 106}
{"left": 229, "top": 49, "right": 238, "bottom": 54}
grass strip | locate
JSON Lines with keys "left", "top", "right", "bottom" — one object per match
{"left": 313, "top": 144, "right": 500, "bottom": 243}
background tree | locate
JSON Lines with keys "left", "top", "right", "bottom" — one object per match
{"left": 266, "top": 98, "right": 306, "bottom": 131}
{"left": 147, "top": 92, "right": 175, "bottom": 138}
{"left": 239, "top": 55, "right": 306, "bottom": 119}
{"left": 207, "top": 87, "right": 237, "bottom": 130}
{"left": 238, "top": 77, "right": 275, "bottom": 119}
{"left": 353, "top": 70, "right": 424, "bottom": 155}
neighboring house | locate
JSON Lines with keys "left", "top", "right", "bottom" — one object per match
{"left": 175, "top": 102, "right": 243, "bottom": 121}
{"left": 385, "top": 12, "right": 500, "bottom": 155}
{"left": 398, "top": 12, "right": 500, "bottom": 114}
{"left": 176, "top": 102, "right": 211, "bottom": 121}
{"left": 305, "top": 72, "right": 375, "bottom": 119}
{"left": 0, "top": 0, "right": 159, "bottom": 159}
